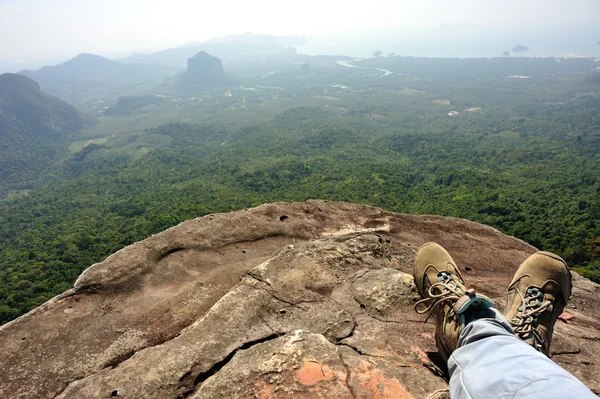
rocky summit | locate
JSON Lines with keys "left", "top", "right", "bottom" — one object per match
{"left": 1, "top": 201, "right": 598, "bottom": 398}
{"left": 178, "top": 51, "right": 233, "bottom": 90}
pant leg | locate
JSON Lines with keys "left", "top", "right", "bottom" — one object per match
{"left": 447, "top": 308, "right": 596, "bottom": 399}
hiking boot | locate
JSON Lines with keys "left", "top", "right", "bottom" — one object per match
{"left": 414, "top": 242, "right": 493, "bottom": 362}
{"left": 505, "top": 251, "right": 572, "bottom": 356}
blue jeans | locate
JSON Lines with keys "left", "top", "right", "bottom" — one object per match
{"left": 448, "top": 308, "right": 596, "bottom": 399}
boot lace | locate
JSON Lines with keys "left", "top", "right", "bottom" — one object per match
{"left": 509, "top": 287, "right": 551, "bottom": 351}
{"left": 415, "top": 272, "right": 466, "bottom": 322}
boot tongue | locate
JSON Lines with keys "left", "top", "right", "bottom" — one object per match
{"left": 510, "top": 287, "right": 551, "bottom": 353}
{"left": 434, "top": 273, "right": 494, "bottom": 315}
{"left": 436, "top": 272, "right": 465, "bottom": 294}
{"left": 526, "top": 287, "right": 544, "bottom": 306}
{"left": 453, "top": 289, "right": 494, "bottom": 315}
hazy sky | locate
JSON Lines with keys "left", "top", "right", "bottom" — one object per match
{"left": 1, "top": 0, "right": 599, "bottom": 60}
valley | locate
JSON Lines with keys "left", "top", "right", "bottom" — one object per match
{"left": 0, "top": 38, "right": 599, "bottom": 323}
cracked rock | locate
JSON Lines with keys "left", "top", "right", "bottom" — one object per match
{"left": 1, "top": 201, "right": 599, "bottom": 398}
{"left": 192, "top": 330, "right": 354, "bottom": 399}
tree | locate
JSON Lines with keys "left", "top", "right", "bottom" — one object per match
{"left": 512, "top": 44, "right": 529, "bottom": 52}
{"left": 373, "top": 50, "right": 383, "bottom": 57}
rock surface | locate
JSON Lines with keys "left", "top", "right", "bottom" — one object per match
{"left": 1, "top": 201, "right": 598, "bottom": 398}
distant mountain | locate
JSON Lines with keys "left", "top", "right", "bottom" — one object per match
{"left": 122, "top": 33, "right": 304, "bottom": 66}
{"left": 103, "top": 95, "right": 167, "bottom": 116}
{"left": 18, "top": 53, "right": 178, "bottom": 102}
{"left": 22, "top": 53, "right": 131, "bottom": 81}
{"left": 512, "top": 44, "right": 529, "bottom": 52}
{"left": 175, "top": 52, "right": 236, "bottom": 91}
{"left": 124, "top": 47, "right": 210, "bottom": 67}
{"left": 0, "top": 73, "right": 86, "bottom": 189}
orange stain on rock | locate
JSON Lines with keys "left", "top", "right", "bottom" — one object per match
{"left": 351, "top": 360, "right": 415, "bottom": 399}
{"left": 296, "top": 360, "right": 333, "bottom": 385}
{"left": 361, "top": 372, "right": 414, "bottom": 399}
{"left": 296, "top": 360, "right": 334, "bottom": 386}
{"left": 255, "top": 382, "right": 275, "bottom": 399}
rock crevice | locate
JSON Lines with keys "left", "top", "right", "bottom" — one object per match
{"left": 1, "top": 201, "right": 598, "bottom": 398}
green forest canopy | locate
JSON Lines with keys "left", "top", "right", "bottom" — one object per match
{"left": 1, "top": 98, "right": 599, "bottom": 323}
{"left": 1, "top": 55, "right": 600, "bottom": 324}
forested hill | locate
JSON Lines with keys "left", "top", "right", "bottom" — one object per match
{"left": 175, "top": 51, "right": 235, "bottom": 90}
{"left": 18, "top": 53, "right": 176, "bottom": 101}
{"left": 1, "top": 97, "right": 600, "bottom": 323}
{"left": 0, "top": 73, "right": 86, "bottom": 190}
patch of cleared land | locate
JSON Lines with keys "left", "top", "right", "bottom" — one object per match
{"left": 399, "top": 88, "right": 426, "bottom": 95}
{"left": 69, "top": 137, "right": 110, "bottom": 153}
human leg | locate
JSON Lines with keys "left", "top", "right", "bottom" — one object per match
{"left": 413, "top": 242, "right": 494, "bottom": 363}
{"left": 448, "top": 308, "right": 595, "bottom": 399}
{"left": 413, "top": 244, "right": 596, "bottom": 399}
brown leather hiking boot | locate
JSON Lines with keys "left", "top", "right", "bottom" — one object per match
{"left": 414, "top": 242, "right": 493, "bottom": 362}
{"left": 505, "top": 251, "right": 572, "bottom": 356}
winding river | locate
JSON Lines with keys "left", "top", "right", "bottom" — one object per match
{"left": 335, "top": 60, "right": 393, "bottom": 77}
